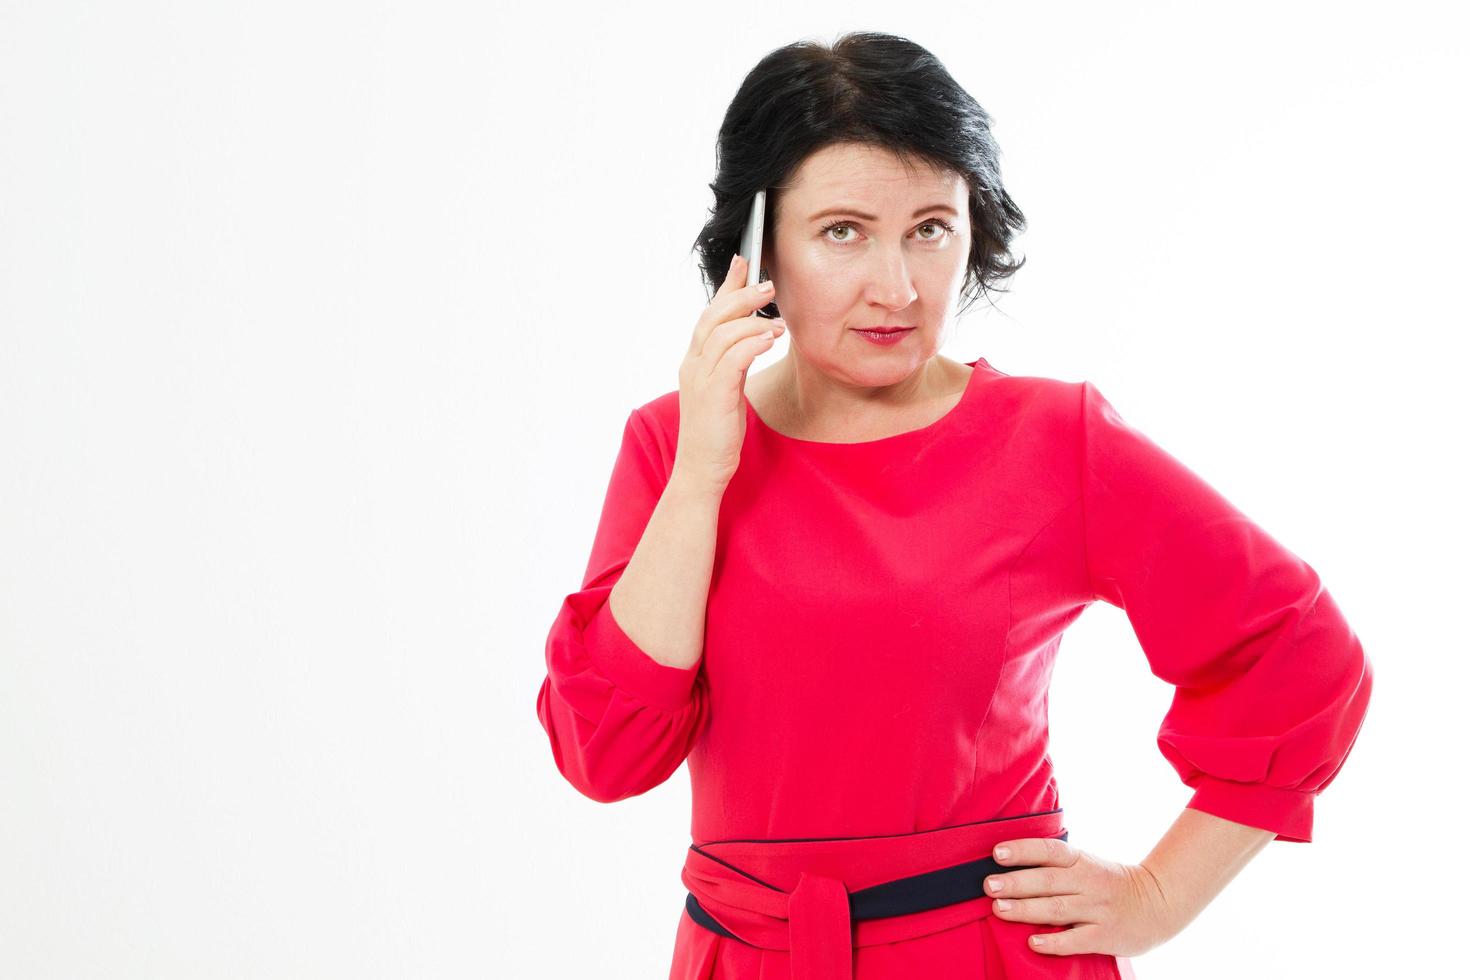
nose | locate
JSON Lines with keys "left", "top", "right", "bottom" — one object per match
{"left": 865, "top": 251, "right": 919, "bottom": 310}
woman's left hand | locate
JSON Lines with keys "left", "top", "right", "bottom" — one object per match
{"left": 984, "top": 836, "right": 1184, "bottom": 958}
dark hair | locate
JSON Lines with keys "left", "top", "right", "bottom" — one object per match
{"left": 691, "top": 31, "right": 1027, "bottom": 320}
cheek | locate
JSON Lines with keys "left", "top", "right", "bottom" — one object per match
{"left": 781, "top": 288, "right": 849, "bottom": 328}
{"left": 788, "top": 257, "right": 868, "bottom": 300}
{"left": 776, "top": 259, "right": 850, "bottom": 308}
{"left": 775, "top": 249, "right": 962, "bottom": 314}
{"left": 787, "top": 246, "right": 846, "bottom": 282}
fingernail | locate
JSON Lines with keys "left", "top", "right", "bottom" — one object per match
{"left": 994, "top": 899, "right": 1012, "bottom": 911}
{"left": 988, "top": 877, "right": 1004, "bottom": 893}
{"left": 994, "top": 847, "right": 1010, "bottom": 861}
{"left": 758, "top": 280, "right": 774, "bottom": 293}
{"left": 729, "top": 254, "right": 740, "bottom": 271}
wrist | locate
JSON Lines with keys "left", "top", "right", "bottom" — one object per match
{"left": 1126, "top": 861, "right": 1189, "bottom": 942}
{"left": 1138, "top": 806, "right": 1274, "bottom": 930}
{"left": 666, "top": 466, "right": 730, "bottom": 502}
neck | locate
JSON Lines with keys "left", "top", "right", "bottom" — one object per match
{"left": 770, "top": 352, "right": 956, "bottom": 428}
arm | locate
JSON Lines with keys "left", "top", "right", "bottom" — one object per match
{"left": 606, "top": 470, "right": 723, "bottom": 670}
{"left": 535, "top": 409, "right": 718, "bottom": 803}
{"left": 1137, "top": 806, "right": 1274, "bottom": 933}
{"left": 1078, "top": 380, "right": 1373, "bottom": 843}
{"left": 982, "top": 381, "right": 1372, "bottom": 958}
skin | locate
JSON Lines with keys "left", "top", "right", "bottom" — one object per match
{"left": 985, "top": 807, "right": 1274, "bottom": 958}
{"left": 746, "top": 142, "right": 976, "bottom": 442}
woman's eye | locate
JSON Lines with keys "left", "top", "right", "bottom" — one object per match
{"left": 820, "top": 219, "right": 956, "bottom": 244}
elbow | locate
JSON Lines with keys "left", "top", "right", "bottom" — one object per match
{"left": 538, "top": 732, "right": 631, "bottom": 805}
{"left": 571, "top": 772, "right": 650, "bottom": 805}
{"left": 548, "top": 748, "right": 670, "bottom": 805}
{"left": 535, "top": 679, "right": 685, "bottom": 804}
{"left": 553, "top": 740, "right": 685, "bottom": 804}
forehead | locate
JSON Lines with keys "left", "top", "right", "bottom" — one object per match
{"left": 784, "top": 143, "right": 962, "bottom": 201}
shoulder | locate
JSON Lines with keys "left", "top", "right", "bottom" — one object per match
{"left": 971, "top": 356, "right": 1092, "bottom": 431}
{"left": 620, "top": 388, "right": 681, "bottom": 475}
{"left": 633, "top": 387, "right": 681, "bottom": 437}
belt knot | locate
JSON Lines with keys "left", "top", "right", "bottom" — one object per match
{"left": 788, "top": 871, "right": 851, "bottom": 980}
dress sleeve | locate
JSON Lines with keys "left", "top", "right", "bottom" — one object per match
{"left": 1078, "top": 381, "right": 1372, "bottom": 842}
{"left": 535, "top": 408, "right": 709, "bottom": 803}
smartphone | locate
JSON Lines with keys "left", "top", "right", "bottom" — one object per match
{"left": 737, "top": 188, "right": 767, "bottom": 291}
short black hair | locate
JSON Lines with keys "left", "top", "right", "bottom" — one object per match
{"left": 692, "top": 31, "right": 1027, "bottom": 321}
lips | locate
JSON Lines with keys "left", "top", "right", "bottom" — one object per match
{"left": 853, "top": 326, "right": 914, "bottom": 346}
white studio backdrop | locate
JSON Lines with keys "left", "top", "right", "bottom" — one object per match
{"left": 1, "top": 1, "right": 1464, "bottom": 977}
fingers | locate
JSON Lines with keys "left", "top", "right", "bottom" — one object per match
{"left": 990, "top": 891, "right": 1079, "bottom": 926}
{"left": 714, "top": 250, "right": 748, "bottom": 299}
{"left": 692, "top": 253, "right": 778, "bottom": 358}
{"left": 1023, "top": 923, "right": 1099, "bottom": 957}
{"left": 992, "top": 836, "right": 1077, "bottom": 869}
{"left": 986, "top": 837, "right": 1083, "bottom": 901}
{"left": 987, "top": 855, "right": 1084, "bottom": 927}
{"left": 710, "top": 324, "right": 783, "bottom": 381}
{"left": 986, "top": 864, "right": 1075, "bottom": 901}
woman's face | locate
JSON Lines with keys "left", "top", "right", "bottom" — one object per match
{"left": 762, "top": 143, "right": 972, "bottom": 386}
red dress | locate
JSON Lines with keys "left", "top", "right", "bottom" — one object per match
{"left": 535, "top": 357, "right": 1373, "bottom": 979}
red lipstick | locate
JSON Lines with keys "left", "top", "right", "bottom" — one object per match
{"left": 852, "top": 326, "right": 915, "bottom": 346}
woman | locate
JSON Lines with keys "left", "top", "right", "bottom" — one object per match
{"left": 535, "top": 32, "right": 1372, "bottom": 980}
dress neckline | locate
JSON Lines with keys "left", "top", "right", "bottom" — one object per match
{"left": 743, "top": 357, "right": 989, "bottom": 449}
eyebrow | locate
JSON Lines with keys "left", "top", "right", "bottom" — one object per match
{"left": 807, "top": 203, "right": 960, "bottom": 222}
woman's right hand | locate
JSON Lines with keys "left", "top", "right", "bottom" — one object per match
{"left": 672, "top": 253, "right": 786, "bottom": 495}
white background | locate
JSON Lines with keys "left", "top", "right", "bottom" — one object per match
{"left": 2, "top": 1, "right": 1464, "bottom": 977}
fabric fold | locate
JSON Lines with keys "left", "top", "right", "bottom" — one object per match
{"left": 679, "top": 809, "right": 1069, "bottom": 980}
